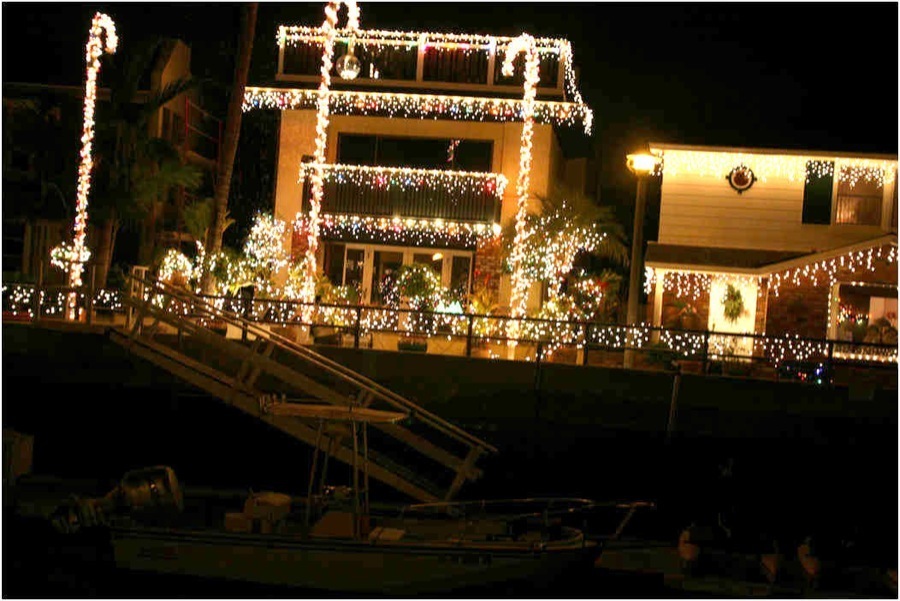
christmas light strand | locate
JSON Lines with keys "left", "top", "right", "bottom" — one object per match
{"left": 278, "top": 25, "right": 567, "bottom": 54}
{"left": 298, "top": 214, "right": 500, "bottom": 247}
{"left": 301, "top": 1, "right": 361, "bottom": 310}
{"left": 54, "top": 12, "right": 116, "bottom": 320}
{"left": 503, "top": 33, "right": 540, "bottom": 342}
{"left": 297, "top": 162, "right": 508, "bottom": 199}
{"left": 656, "top": 149, "right": 896, "bottom": 186}
{"left": 768, "top": 245, "right": 897, "bottom": 296}
{"left": 243, "top": 87, "right": 593, "bottom": 133}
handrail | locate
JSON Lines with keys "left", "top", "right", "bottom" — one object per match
{"left": 123, "top": 275, "right": 498, "bottom": 455}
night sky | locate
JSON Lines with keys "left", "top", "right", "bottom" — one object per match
{"left": 4, "top": 1, "right": 898, "bottom": 194}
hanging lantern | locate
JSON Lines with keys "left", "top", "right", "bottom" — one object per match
{"left": 336, "top": 38, "right": 361, "bottom": 79}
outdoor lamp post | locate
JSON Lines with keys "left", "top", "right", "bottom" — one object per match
{"left": 623, "top": 152, "right": 660, "bottom": 368}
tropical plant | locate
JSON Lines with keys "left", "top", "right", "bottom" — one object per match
{"left": 501, "top": 185, "right": 628, "bottom": 303}
{"left": 393, "top": 263, "right": 441, "bottom": 311}
{"left": 88, "top": 37, "right": 201, "bottom": 288}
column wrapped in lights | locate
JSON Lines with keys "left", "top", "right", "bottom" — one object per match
{"left": 301, "top": 1, "right": 360, "bottom": 308}
{"left": 502, "top": 33, "right": 540, "bottom": 345}
{"left": 57, "top": 12, "right": 117, "bottom": 320}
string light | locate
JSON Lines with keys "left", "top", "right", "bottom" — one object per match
{"left": 51, "top": 12, "right": 116, "bottom": 320}
{"left": 768, "top": 244, "right": 897, "bottom": 296}
{"left": 301, "top": 1, "right": 361, "bottom": 310}
{"left": 503, "top": 33, "right": 540, "bottom": 345}
{"left": 297, "top": 162, "right": 507, "bottom": 199}
{"left": 654, "top": 149, "right": 896, "bottom": 186}
{"left": 243, "top": 213, "right": 290, "bottom": 296}
{"left": 243, "top": 87, "right": 593, "bottom": 133}
{"left": 645, "top": 269, "right": 762, "bottom": 301}
{"left": 297, "top": 214, "right": 500, "bottom": 247}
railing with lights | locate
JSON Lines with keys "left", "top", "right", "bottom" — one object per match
{"left": 299, "top": 163, "right": 505, "bottom": 225}
{"left": 4, "top": 282, "right": 896, "bottom": 380}
{"left": 276, "top": 26, "right": 572, "bottom": 99}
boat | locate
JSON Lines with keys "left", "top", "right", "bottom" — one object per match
{"left": 47, "top": 403, "right": 610, "bottom": 595}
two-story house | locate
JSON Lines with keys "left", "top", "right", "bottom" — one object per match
{"left": 243, "top": 23, "right": 594, "bottom": 312}
{"left": 644, "top": 143, "right": 898, "bottom": 360}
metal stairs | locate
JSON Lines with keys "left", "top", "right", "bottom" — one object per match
{"left": 108, "top": 278, "right": 496, "bottom": 503}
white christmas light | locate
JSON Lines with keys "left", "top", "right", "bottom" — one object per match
{"left": 53, "top": 12, "right": 116, "bottom": 320}
{"left": 503, "top": 33, "right": 540, "bottom": 344}
{"left": 243, "top": 87, "right": 593, "bottom": 133}
{"left": 301, "top": 1, "right": 361, "bottom": 309}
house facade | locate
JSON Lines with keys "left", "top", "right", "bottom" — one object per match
{"left": 645, "top": 143, "right": 898, "bottom": 360}
{"left": 247, "top": 24, "right": 594, "bottom": 312}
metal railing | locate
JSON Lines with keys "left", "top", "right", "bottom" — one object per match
{"left": 3, "top": 281, "right": 897, "bottom": 382}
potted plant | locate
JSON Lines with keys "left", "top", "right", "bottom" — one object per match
{"left": 393, "top": 263, "right": 440, "bottom": 352}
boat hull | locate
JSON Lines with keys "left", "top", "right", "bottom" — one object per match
{"left": 111, "top": 526, "right": 600, "bottom": 595}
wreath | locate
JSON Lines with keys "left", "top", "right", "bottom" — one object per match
{"left": 726, "top": 165, "right": 757, "bottom": 194}
{"left": 722, "top": 284, "right": 745, "bottom": 323}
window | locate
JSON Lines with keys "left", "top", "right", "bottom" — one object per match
{"left": 892, "top": 180, "right": 898, "bottom": 232}
{"left": 337, "top": 134, "right": 493, "bottom": 172}
{"left": 835, "top": 168, "right": 883, "bottom": 226}
{"left": 322, "top": 242, "right": 473, "bottom": 305}
{"left": 802, "top": 161, "right": 834, "bottom": 224}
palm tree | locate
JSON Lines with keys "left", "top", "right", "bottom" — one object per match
{"left": 202, "top": 2, "right": 258, "bottom": 293}
{"left": 502, "top": 185, "right": 628, "bottom": 304}
{"left": 89, "top": 38, "right": 201, "bottom": 288}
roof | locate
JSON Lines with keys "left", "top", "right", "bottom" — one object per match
{"left": 648, "top": 142, "right": 897, "bottom": 162}
{"left": 645, "top": 243, "right": 805, "bottom": 272}
{"left": 646, "top": 235, "right": 899, "bottom": 275}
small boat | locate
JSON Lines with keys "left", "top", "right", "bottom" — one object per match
{"left": 48, "top": 403, "right": 607, "bottom": 595}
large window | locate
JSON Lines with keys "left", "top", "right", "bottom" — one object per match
{"left": 803, "top": 161, "right": 888, "bottom": 226}
{"left": 322, "top": 242, "right": 473, "bottom": 305}
{"left": 337, "top": 134, "right": 493, "bottom": 172}
{"left": 835, "top": 169, "right": 883, "bottom": 226}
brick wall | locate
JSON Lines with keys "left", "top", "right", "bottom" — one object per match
{"left": 765, "top": 243, "right": 897, "bottom": 339}
{"left": 659, "top": 274, "right": 710, "bottom": 329}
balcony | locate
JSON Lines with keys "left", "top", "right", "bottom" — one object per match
{"left": 276, "top": 27, "right": 571, "bottom": 99}
{"left": 300, "top": 163, "right": 505, "bottom": 224}
{"left": 161, "top": 99, "right": 221, "bottom": 165}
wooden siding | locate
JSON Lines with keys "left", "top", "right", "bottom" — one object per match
{"left": 658, "top": 159, "right": 896, "bottom": 252}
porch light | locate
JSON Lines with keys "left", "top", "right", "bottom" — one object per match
{"left": 626, "top": 153, "right": 661, "bottom": 176}
{"left": 624, "top": 151, "right": 661, "bottom": 368}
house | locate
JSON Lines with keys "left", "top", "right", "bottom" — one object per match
{"left": 644, "top": 143, "right": 898, "bottom": 361}
{"left": 244, "top": 23, "right": 594, "bottom": 312}
{"left": 2, "top": 39, "right": 219, "bottom": 284}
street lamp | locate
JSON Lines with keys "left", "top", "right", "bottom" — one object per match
{"left": 624, "top": 152, "right": 660, "bottom": 368}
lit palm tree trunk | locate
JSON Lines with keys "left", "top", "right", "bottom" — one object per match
{"left": 203, "top": 3, "right": 258, "bottom": 293}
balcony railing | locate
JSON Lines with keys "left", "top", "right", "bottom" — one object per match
{"left": 5, "top": 281, "right": 897, "bottom": 386}
{"left": 277, "top": 27, "right": 570, "bottom": 98}
{"left": 300, "top": 163, "right": 505, "bottom": 224}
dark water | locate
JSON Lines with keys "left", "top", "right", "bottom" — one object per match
{"left": 3, "top": 377, "right": 897, "bottom": 598}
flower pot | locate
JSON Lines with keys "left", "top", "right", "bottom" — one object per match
{"left": 398, "top": 335, "right": 428, "bottom": 353}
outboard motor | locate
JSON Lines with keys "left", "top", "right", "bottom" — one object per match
{"left": 52, "top": 466, "right": 182, "bottom": 533}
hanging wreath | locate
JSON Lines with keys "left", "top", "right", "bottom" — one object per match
{"left": 726, "top": 165, "right": 757, "bottom": 194}
{"left": 722, "top": 284, "right": 745, "bottom": 323}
